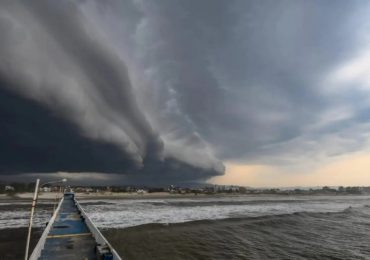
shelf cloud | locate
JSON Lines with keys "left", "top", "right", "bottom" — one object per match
{"left": 0, "top": 0, "right": 223, "bottom": 184}
{"left": 1, "top": 0, "right": 370, "bottom": 185}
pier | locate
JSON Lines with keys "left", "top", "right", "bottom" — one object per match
{"left": 29, "top": 192, "right": 121, "bottom": 260}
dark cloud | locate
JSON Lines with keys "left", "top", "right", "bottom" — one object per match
{"left": 0, "top": 83, "right": 135, "bottom": 173}
{"left": 24, "top": 0, "right": 163, "bottom": 159}
{"left": 1, "top": 0, "right": 370, "bottom": 184}
{"left": 0, "top": 0, "right": 224, "bottom": 183}
{"left": 125, "top": 0, "right": 370, "bottom": 167}
{"left": 0, "top": 82, "right": 221, "bottom": 183}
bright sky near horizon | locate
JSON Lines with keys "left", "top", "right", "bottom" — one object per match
{"left": 1, "top": 0, "right": 370, "bottom": 186}
{"left": 212, "top": 152, "right": 370, "bottom": 187}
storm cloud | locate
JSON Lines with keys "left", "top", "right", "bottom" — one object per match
{"left": 0, "top": 0, "right": 223, "bottom": 184}
{"left": 1, "top": 0, "right": 370, "bottom": 184}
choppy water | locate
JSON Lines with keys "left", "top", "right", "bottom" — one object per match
{"left": 1, "top": 195, "right": 370, "bottom": 259}
{"left": 103, "top": 206, "right": 370, "bottom": 259}
{"left": 79, "top": 195, "right": 370, "bottom": 229}
{"left": 0, "top": 201, "right": 54, "bottom": 229}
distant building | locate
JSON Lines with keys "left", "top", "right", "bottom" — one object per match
{"left": 74, "top": 187, "right": 94, "bottom": 193}
{"left": 361, "top": 187, "right": 370, "bottom": 194}
{"left": 137, "top": 189, "right": 147, "bottom": 194}
{"left": 5, "top": 185, "right": 14, "bottom": 191}
{"left": 41, "top": 187, "right": 51, "bottom": 192}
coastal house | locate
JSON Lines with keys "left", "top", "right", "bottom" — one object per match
{"left": 5, "top": 185, "right": 15, "bottom": 191}
{"left": 137, "top": 189, "right": 148, "bottom": 194}
{"left": 41, "top": 187, "right": 51, "bottom": 192}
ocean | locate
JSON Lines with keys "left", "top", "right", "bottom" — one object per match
{"left": 1, "top": 195, "right": 370, "bottom": 259}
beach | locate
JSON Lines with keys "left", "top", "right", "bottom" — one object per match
{"left": 10, "top": 191, "right": 209, "bottom": 200}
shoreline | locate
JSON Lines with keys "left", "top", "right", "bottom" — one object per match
{"left": 1, "top": 192, "right": 210, "bottom": 200}
{"left": 0, "top": 192, "right": 367, "bottom": 201}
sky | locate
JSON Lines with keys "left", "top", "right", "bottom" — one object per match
{"left": 1, "top": 0, "right": 370, "bottom": 186}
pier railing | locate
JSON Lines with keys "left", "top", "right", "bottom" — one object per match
{"left": 29, "top": 197, "right": 64, "bottom": 260}
{"left": 75, "top": 199, "right": 122, "bottom": 260}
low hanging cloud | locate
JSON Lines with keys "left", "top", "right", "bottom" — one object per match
{"left": 1, "top": 0, "right": 163, "bottom": 163}
{"left": 2, "top": 0, "right": 370, "bottom": 185}
{"left": 105, "top": 0, "right": 370, "bottom": 170}
{"left": 0, "top": 0, "right": 224, "bottom": 184}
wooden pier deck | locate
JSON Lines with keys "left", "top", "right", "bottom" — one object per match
{"left": 38, "top": 193, "right": 97, "bottom": 259}
{"left": 30, "top": 193, "right": 121, "bottom": 260}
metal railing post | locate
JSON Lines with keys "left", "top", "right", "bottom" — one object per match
{"left": 25, "top": 178, "right": 40, "bottom": 260}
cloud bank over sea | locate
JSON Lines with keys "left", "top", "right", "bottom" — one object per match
{"left": 1, "top": 0, "right": 370, "bottom": 185}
